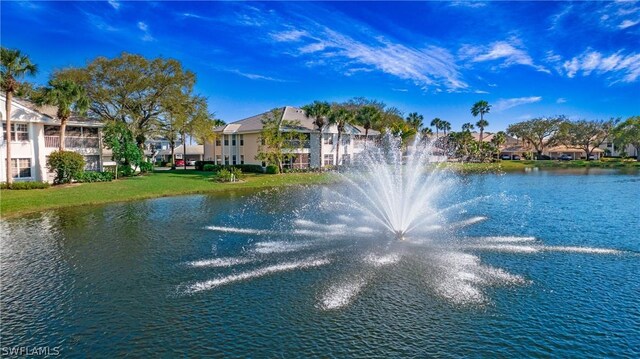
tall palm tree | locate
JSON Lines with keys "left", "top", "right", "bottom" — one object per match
{"left": 328, "top": 104, "right": 356, "bottom": 166}
{"left": 302, "top": 101, "right": 331, "bottom": 167}
{"left": 406, "top": 112, "right": 424, "bottom": 131}
{"left": 37, "top": 79, "right": 89, "bottom": 150}
{"left": 441, "top": 120, "right": 451, "bottom": 136}
{"left": 1, "top": 48, "right": 38, "bottom": 184}
{"left": 356, "top": 105, "right": 381, "bottom": 147}
{"left": 471, "top": 100, "right": 491, "bottom": 143}
{"left": 491, "top": 131, "right": 507, "bottom": 158}
{"left": 462, "top": 122, "right": 475, "bottom": 132}
{"left": 430, "top": 117, "right": 442, "bottom": 137}
{"left": 421, "top": 127, "right": 433, "bottom": 137}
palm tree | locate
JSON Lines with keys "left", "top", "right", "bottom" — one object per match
{"left": 328, "top": 104, "right": 356, "bottom": 166}
{"left": 356, "top": 105, "right": 381, "bottom": 147}
{"left": 406, "top": 112, "right": 424, "bottom": 131}
{"left": 421, "top": 127, "right": 433, "bottom": 137}
{"left": 462, "top": 122, "right": 475, "bottom": 132}
{"left": 302, "top": 101, "right": 331, "bottom": 167}
{"left": 441, "top": 120, "right": 451, "bottom": 136}
{"left": 1, "top": 48, "right": 38, "bottom": 184}
{"left": 491, "top": 131, "right": 507, "bottom": 158}
{"left": 430, "top": 117, "right": 442, "bottom": 137}
{"left": 37, "top": 79, "right": 89, "bottom": 150}
{"left": 471, "top": 100, "right": 491, "bottom": 143}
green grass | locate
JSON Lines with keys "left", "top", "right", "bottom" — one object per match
{"left": 448, "top": 159, "right": 640, "bottom": 173}
{"left": 0, "top": 170, "right": 334, "bottom": 217}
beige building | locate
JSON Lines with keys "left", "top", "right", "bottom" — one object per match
{"left": 204, "top": 106, "right": 378, "bottom": 169}
{"left": 1, "top": 95, "right": 103, "bottom": 183}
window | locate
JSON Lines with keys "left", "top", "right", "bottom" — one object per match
{"left": 232, "top": 155, "right": 237, "bottom": 165}
{"left": 261, "top": 161, "right": 266, "bottom": 167}
{"left": 3, "top": 123, "right": 29, "bottom": 141}
{"left": 215, "top": 138, "right": 221, "bottom": 146}
{"left": 342, "top": 135, "right": 350, "bottom": 145}
{"left": 84, "top": 156, "right": 100, "bottom": 171}
{"left": 232, "top": 134, "right": 236, "bottom": 146}
{"left": 323, "top": 134, "right": 333, "bottom": 145}
{"left": 216, "top": 155, "right": 222, "bottom": 165}
{"left": 224, "top": 135, "right": 229, "bottom": 146}
{"left": 224, "top": 155, "right": 229, "bottom": 165}
{"left": 607, "top": 142, "right": 613, "bottom": 148}
{"left": 342, "top": 154, "right": 351, "bottom": 165}
{"left": 240, "top": 155, "right": 245, "bottom": 164}
{"left": 323, "top": 154, "right": 334, "bottom": 166}
{"left": 11, "top": 158, "right": 31, "bottom": 178}
{"left": 240, "top": 135, "right": 244, "bottom": 146}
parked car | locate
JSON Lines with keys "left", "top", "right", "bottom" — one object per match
{"left": 187, "top": 160, "right": 197, "bottom": 166}
{"left": 512, "top": 155, "right": 521, "bottom": 160}
{"left": 500, "top": 154, "right": 511, "bottom": 160}
{"left": 175, "top": 159, "right": 185, "bottom": 166}
{"left": 559, "top": 154, "right": 572, "bottom": 161}
{"left": 588, "top": 155, "right": 596, "bottom": 160}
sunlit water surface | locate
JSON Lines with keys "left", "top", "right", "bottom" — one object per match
{"left": 1, "top": 169, "right": 639, "bottom": 357}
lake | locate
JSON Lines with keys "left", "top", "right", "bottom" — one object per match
{"left": 1, "top": 169, "right": 639, "bottom": 357}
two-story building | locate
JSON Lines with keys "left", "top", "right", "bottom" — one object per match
{"left": 203, "top": 106, "right": 379, "bottom": 169}
{"left": 1, "top": 95, "right": 104, "bottom": 183}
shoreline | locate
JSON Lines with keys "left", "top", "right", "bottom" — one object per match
{"left": 1, "top": 162, "right": 638, "bottom": 218}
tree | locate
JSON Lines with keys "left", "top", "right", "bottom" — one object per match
{"left": 356, "top": 105, "right": 382, "bottom": 146}
{"left": 491, "top": 131, "right": 507, "bottom": 158}
{"left": 54, "top": 53, "right": 196, "bottom": 148}
{"left": 328, "top": 104, "right": 357, "bottom": 166}
{"left": 612, "top": 116, "right": 640, "bottom": 160}
{"left": 1, "top": 47, "right": 38, "bottom": 184}
{"left": 256, "top": 108, "right": 305, "bottom": 173}
{"left": 506, "top": 117, "right": 564, "bottom": 158}
{"left": 46, "top": 150, "right": 85, "bottom": 184}
{"left": 471, "top": 100, "right": 491, "bottom": 143}
{"left": 430, "top": 118, "right": 442, "bottom": 137}
{"left": 302, "top": 100, "right": 331, "bottom": 167}
{"left": 103, "top": 120, "right": 142, "bottom": 176}
{"left": 35, "top": 79, "right": 89, "bottom": 150}
{"left": 406, "top": 112, "right": 424, "bottom": 131}
{"left": 441, "top": 120, "right": 451, "bottom": 135}
{"left": 557, "top": 119, "right": 616, "bottom": 160}
{"left": 462, "top": 122, "right": 475, "bottom": 132}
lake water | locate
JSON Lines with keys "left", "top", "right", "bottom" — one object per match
{"left": 1, "top": 169, "right": 639, "bottom": 357}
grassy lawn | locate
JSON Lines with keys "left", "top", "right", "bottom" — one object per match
{"left": 448, "top": 159, "right": 640, "bottom": 173}
{"left": 0, "top": 170, "right": 334, "bottom": 217}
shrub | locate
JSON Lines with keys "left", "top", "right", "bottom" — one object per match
{"left": 233, "top": 164, "right": 264, "bottom": 173}
{"left": 47, "top": 150, "right": 85, "bottom": 184}
{"left": 1, "top": 181, "right": 50, "bottom": 190}
{"left": 265, "top": 165, "right": 279, "bottom": 174}
{"left": 215, "top": 167, "right": 243, "bottom": 182}
{"left": 76, "top": 171, "right": 114, "bottom": 183}
{"left": 195, "top": 160, "right": 215, "bottom": 170}
{"left": 203, "top": 164, "right": 222, "bottom": 172}
{"left": 139, "top": 161, "right": 153, "bottom": 173}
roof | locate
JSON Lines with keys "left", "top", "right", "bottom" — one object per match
{"left": 216, "top": 106, "right": 380, "bottom": 136}
{"left": 1, "top": 94, "right": 102, "bottom": 127}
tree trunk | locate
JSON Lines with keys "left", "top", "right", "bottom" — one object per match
{"left": 364, "top": 128, "right": 369, "bottom": 148}
{"left": 335, "top": 130, "right": 341, "bottom": 166}
{"left": 318, "top": 126, "right": 323, "bottom": 168}
{"left": 182, "top": 132, "right": 187, "bottom": 170}
{"left": 59, "top": 118, "right": 67, "bottom": 151}
{"left": 170, "top": 142, "right": 176, "bottom": 170}
{"left": 213, "top": 135, "right": 217, "bottom": 164}
{"left": 5, "top": 91, "right": 13, "bottom": 184}
{"left": 479, "top": 128, "right": 484, "bottom": 144}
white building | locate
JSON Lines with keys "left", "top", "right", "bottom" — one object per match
{"left": 1, "top": 95, "right": 104, "bottom": 183}
{"left": 204, "top": 106, "right": 379, "bottom": 168}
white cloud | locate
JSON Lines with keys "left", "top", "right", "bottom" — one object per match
{"left": 556, "top": 98, "right": 567, "bottom": 104}
{"left": 137, "top": 21, "right": 154, "bottom": 41}
{"left": 392, "top": 88, "right": 409, "bottom": 92}
{"left": 494, "top": 96, "right": 542, "bottom": 112}
{"left": 449, "top": 1, "right": 487, "bottom": 8}
{"left": 460, "top": 38, "right": 549, "bottom": 73}
{"left": 228, "top": 69, "right": 288, "bottom": 82}
{"left": 84, "top": 11, "right": 118, "bottom": 32}
{"left": 108, "top": 0, "right": 119, "bottom": 10}
{"left": 474, "top": 90, "right": 490, "bottom": 94}
{"left": 560, "top": 50, "right": 640, "bottom": 83}
{"left": 271, "top": 29, "right": 307, "bottom": 42}
{"left": 618, "top": 19, "right": 640, "bottom": 29}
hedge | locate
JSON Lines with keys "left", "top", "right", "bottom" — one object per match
{"left": 1, "top": 181, "right": 50, "bottom": 190}
{"left": 196, "top": 161, "right": 264, "bottom": 173}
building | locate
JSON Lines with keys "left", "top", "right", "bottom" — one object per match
{"left": 1, "top": 95, "right": 104, "bottom": 183}
{"left": 204, "top": 106, "right": 379, "bottom": 169}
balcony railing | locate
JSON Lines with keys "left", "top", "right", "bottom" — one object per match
{"left": 45, "top": 136, "right": 99, "bottom": 149}
{"left": 285, "top": 140, "right": 310, "bottom": 148}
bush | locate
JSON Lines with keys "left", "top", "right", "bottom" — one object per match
{"left": 1, "top": 181, "right": 50, "bottom": 190}
{"left": 215, "top": 167, "right": 243, "bottom": 182}
{"left": 203, "top": 164, "right": 223, "bottom": 172}
{"left": 265, "top": 165, "right": 279, "bottom": 174}
{"left": 76, "top": 171, "right": 114, "bottom": 183}
{"left": 195, "top": 160, "right": 215, "bottom": 170}
{"left": 233, "top": 164, "right": 264, "bottom": 173}
{"left": 139, "top": 161, "right": 153, "bottom": 173}
{"left": 47, "top": 150, "right": 85, "bottom": 184}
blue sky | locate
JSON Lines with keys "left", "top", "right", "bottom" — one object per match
{"left": 2, "top": 1, "right": 639, "bottom": 131}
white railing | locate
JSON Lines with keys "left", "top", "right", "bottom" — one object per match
{"left": 45, "top": 136, "right": 99, "bottom": 149}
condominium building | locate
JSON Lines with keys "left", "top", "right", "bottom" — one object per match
{"left": 204, "top": 106, "right": 379, "bottom": 169}
{"left": 1, "top": 95, "right": 104, "bottom": 183}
